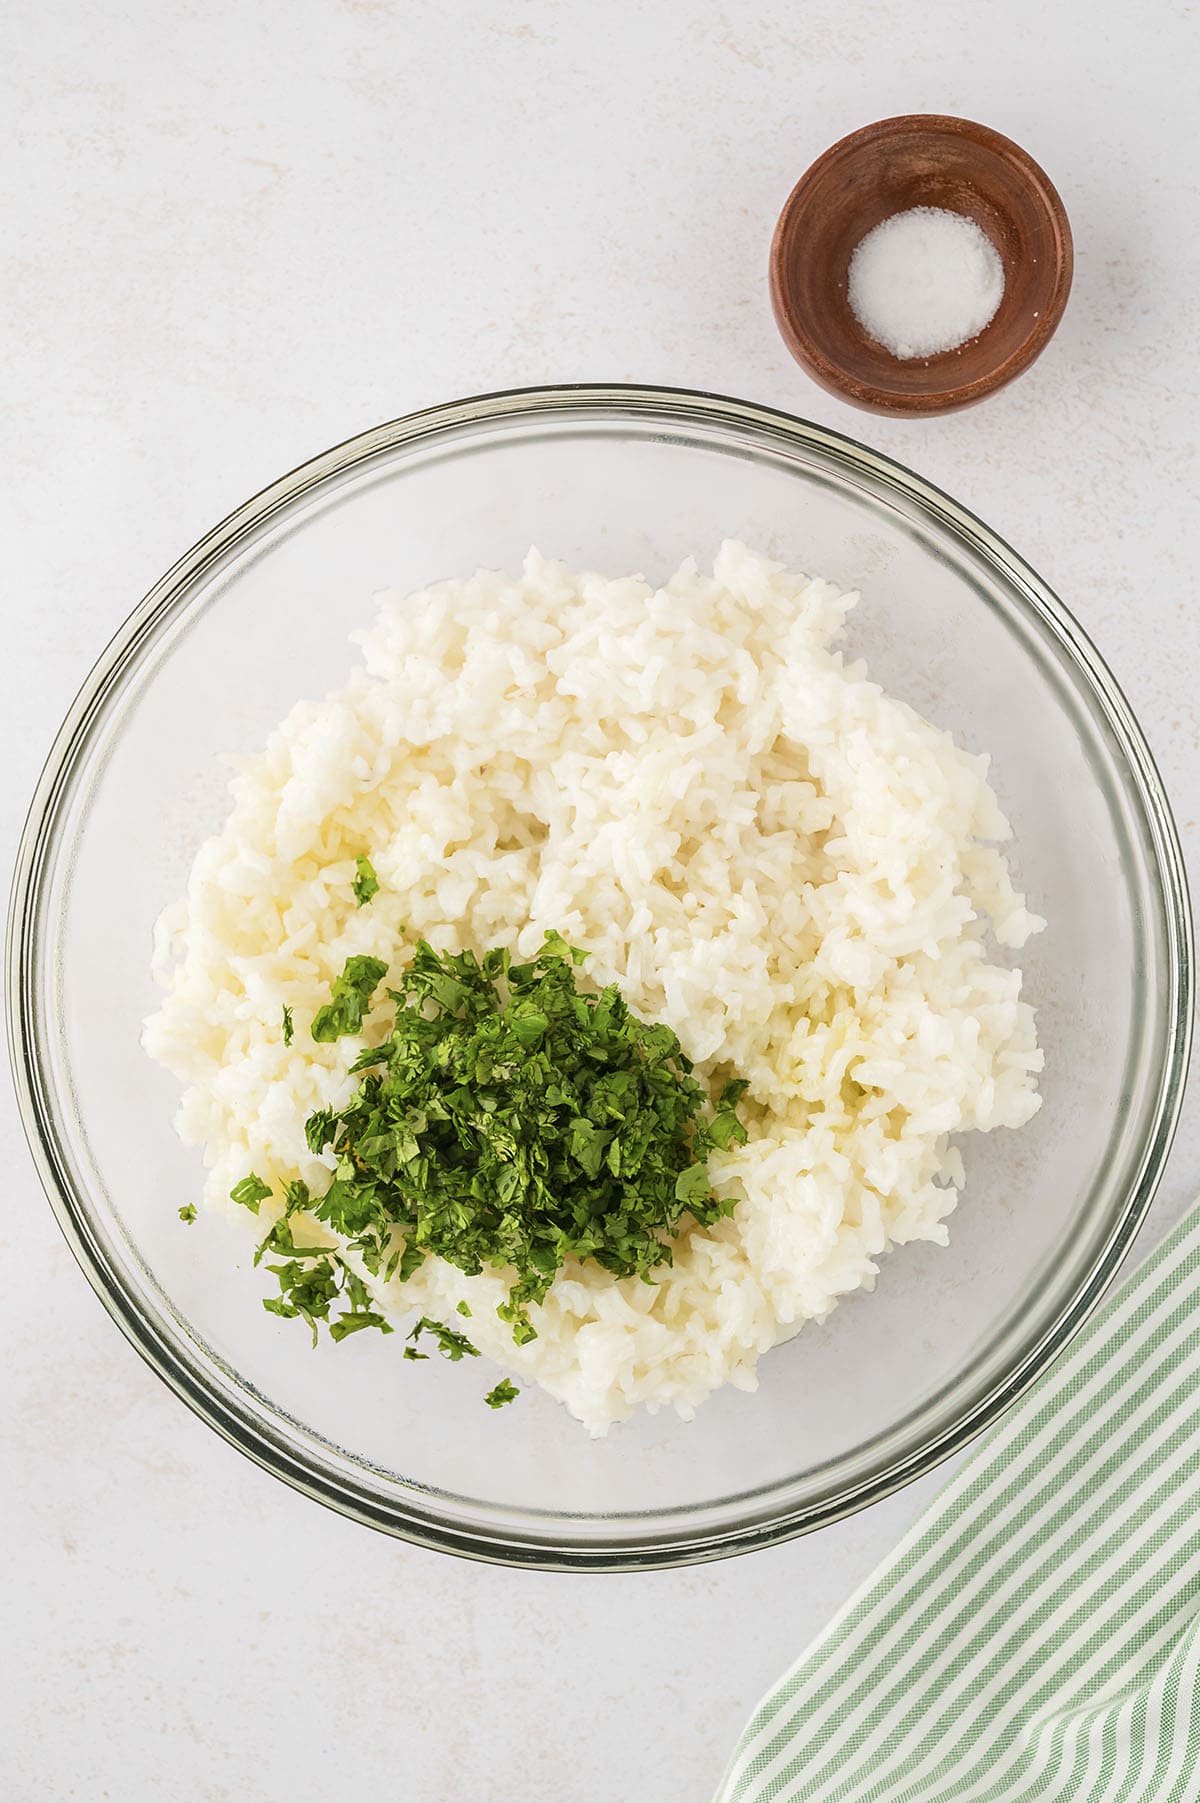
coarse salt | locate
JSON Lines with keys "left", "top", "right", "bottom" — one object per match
{"left": 847, "top": 205, "right": 1005, "bottom": 360}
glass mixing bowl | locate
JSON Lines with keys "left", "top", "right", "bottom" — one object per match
{"left": 8, "top": 385, "right": 1192, "bottom": 1569}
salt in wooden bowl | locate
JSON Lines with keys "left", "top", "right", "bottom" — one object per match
{"left": 770, "top": 115, "right": 1073, "bottom": 416}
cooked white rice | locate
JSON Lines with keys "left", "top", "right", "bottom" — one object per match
{"left": 143, "top": 542, "right": 1043, "bottom": 1432}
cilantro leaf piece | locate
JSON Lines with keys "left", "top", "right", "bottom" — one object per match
{"left": 673, "top": 1162, "right": 711, "bottom": 1206}
{"left": 178, "top": 1203, "right": 197, "bottom": 1224}
{"left": 397, "top": 1242, "right": 426, "bottom": 1282}
{"left": 254, "top": 1210, "right": 329, "bottom": 1268}
{"left": 304, "top": 1108, "right": 338, "bottom": 1155}
{"left": 310, "top": 955, "right": 389, "bottom": 1042}
{"left": 262, "top": 1254, "right": 339, "bottom": 1345}
{"left": 230, "top": 1172, "right": 272, "bottom": 1212}
{"left": 496, "top": 1299, "right": 539, "bottom": 1345}
{"left": 329, "top": 1310, "right": 392, "bottom": 1342}
{"left": 455, "top": 1300, "right": 472, "bottom": 1317}
{"left": 282, "top": 1004, "right": 294, "bottom": 1046}
{"left": 540, "top": 928, "right": 587, "bottom": 965}
{"left": 707, "top": 1077, "right": 750, "bottom": 1150}
{"left": 408, "top": 1316, "right": 480, "bottom": 1361}
{"left": 353, "top": 855, "right": 379, "bottom": 907}
{"left": 484, "top": 1378, "right": 520, "bottom": 1409}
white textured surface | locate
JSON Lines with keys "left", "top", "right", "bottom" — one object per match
{"left": 2, "top": 2, "right": 1197, "bottom": 1799}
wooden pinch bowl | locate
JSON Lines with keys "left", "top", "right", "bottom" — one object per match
{"left": 770, "top": 115, "right": 1073, "bottom": 416}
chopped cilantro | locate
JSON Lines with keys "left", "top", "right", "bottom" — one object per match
{"left": 329, "top": 1309, "right": 392, "bottom": 1342}
{"left": 353, "top": 855, "right": 380, "bottom": 907}
{"left": 304, "top": 1108, "right": 338, "bottom": 1155}
{"left": 258, "top": 1231, "right": 395, "bottom": 1347}
{"left": 178, "top": 1203, "right": 197, "bottom": 1224}
{"left": 673, "top": 1161, "right": 712, "bottom": 1206}
{"left": 230, "top": 1172, "right": 272, "bottom": 1213}
{"left": 301, "top": 933, "right": 748, "bottom": 1348}
{"left": 262, "top": 1254, "right": 340, "bottom": 1344}
{"left": 252, "top": 1204, "right": 323, "bottom": 1267}
{"left": 397, "top": 1241, "right": 426, "bottom": 1282}
{"left": 282, "top": 1004, "right": 294, "bottom": 1046}
{"left": 310, "top": 955, "right": 388, "bottom": 1043}
{"left": 455, "top": 1300, "right": 472, "bottom": 1318}
{"left": 249, "top": 933, "right": 749, "bottom": 1382}
{"left": 408, "top": 1316, "right": 480, "bottom": 1361}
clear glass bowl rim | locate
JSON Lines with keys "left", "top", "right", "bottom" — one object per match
{"left": 6, "top": 382, "right": 1194, "bottom": 1570}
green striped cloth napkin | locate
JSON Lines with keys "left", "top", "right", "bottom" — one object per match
{"left": 716, "top": 1203, "right": 1200, "bottom": 1803}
